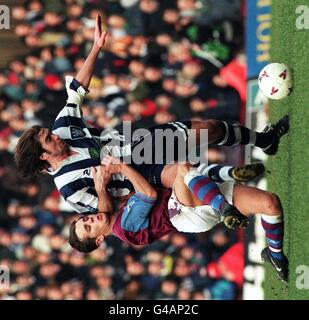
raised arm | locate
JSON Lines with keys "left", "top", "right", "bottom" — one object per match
{"left": 92, "top": 165, "right": 114, "bottom": 214}
{"left": 75, "top": 14, "right": 108, "bottom": 90}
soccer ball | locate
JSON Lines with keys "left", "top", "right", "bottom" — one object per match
{"left": 258, "top": 62, "right": 293, "bottom": 100}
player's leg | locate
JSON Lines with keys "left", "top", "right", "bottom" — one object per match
{"left": 232, "top": 184, "right": 285, "bottom": 258}
{"left": 160, "top": 163, "right": 227, "bottom": 209}
{"left": 232, "top": 184, "right": 282, "bottom": 216}
{"left": 189, "top": 115, "right": 289, "bottom": 155}
{"left": 232, "top": 184, "right": 288, "bottom": 282}
{"left": 172, "top": 163, "right": 203, "bottom": 207}
{"left": 160, "top": 162, "right": 265, "bottom": 188}
{"left": 169, "top": 166, "right": 222, "bottom": 234}
{"left": 132, "top": 122, "right": 263, "bottom": 188}
{"left": 172, "top": 164, "right": 249, "bottom": 229}
{"left": 196, "top": 162, "right": 265, "bottom": 183}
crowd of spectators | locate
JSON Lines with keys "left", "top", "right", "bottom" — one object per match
{"left": 0, "top": 0, "right": 246, "bottom": 300}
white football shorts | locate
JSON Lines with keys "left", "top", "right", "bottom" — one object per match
{"left": 169, "top": 180, "right": 235, "bottom": 233}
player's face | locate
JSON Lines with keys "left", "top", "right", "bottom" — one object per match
{"left": 75, "top": 214, "right": 107, "bottom": 240}
{"left": 38, "top": 128, "right": 68, "bottom": 157}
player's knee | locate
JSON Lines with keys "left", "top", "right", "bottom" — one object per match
{"left": 264, "top": 193, "right": 282, "bottom": 215}
{"left": 191, "top": 119, "right": 223, "bottom": 141}
{"left": 191, "top": 119, "right": 220, "bottom": 131}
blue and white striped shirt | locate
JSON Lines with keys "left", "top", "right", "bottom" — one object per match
{"left": 49, "top": 76, "right": 133, "bottom": 214}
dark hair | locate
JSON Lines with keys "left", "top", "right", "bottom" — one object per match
{"left": 69, "top": 219, "right": 99, "bottom": 253}
{"left": 14, "top": 125, "right": 48, "bottom": 178}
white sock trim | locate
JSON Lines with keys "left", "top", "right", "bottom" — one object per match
{"left": 219, "top": 166, "right": 233, "bottom": 181}
{"left": 184, "top": 168, "right": 202, "bottom": 186}
{"left": 232, "top": 125, "right": 242, "bottom": 145}
{"left": 261, "top": 214, "right": 282, "bottom": 224}
{"left": 268, "top": 247, "right": 282, "bottom": 252}
{"left": 197, "top": 163, "right": 216, "bottom": 176}
{"left": 217, "top": 121, "right": 229, "bottom": 145}
{"left": 249, "top": 130, "right": 256, "bottom": 146}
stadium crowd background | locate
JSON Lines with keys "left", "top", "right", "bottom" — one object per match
{"left": 0, "top": 0, "right": 247, "bottom": 300}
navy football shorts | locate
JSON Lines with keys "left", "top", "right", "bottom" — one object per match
{"left": 130, "top": 121, "right": 192, "bottom": 187}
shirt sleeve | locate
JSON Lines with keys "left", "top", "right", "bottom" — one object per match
{"left": 65, "top": 76, "right": 89, "bottom": 105}
{"left": 67, "top": 188, "right": 98, "bottom": 214}
{"left": 120, "top": 192, "right": 156, "bottom": 232}
{"left": 54, "top": 76, "right": 89, "bottom": 121}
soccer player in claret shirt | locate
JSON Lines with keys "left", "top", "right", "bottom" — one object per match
{"left": 15, "top": 14, "right": 289, "bottom": 227}
{"left": 68, "top": 157, "right": 289, "bottom": 283}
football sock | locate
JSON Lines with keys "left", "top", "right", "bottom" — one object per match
{"left": 184, "top": 169, "right": 228, "bottom": 212}
{"left": 261, "top": 214, "right": 284, "bottom": 260}
{"left": 197, "top": 164, "right": 233, "bottom": 183}
{"left": 216, "top": 121, "right": 274, "bottom": 148}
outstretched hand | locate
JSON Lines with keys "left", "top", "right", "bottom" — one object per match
{"left": 93, "top": 13, "right": 108, "bottom": 50}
